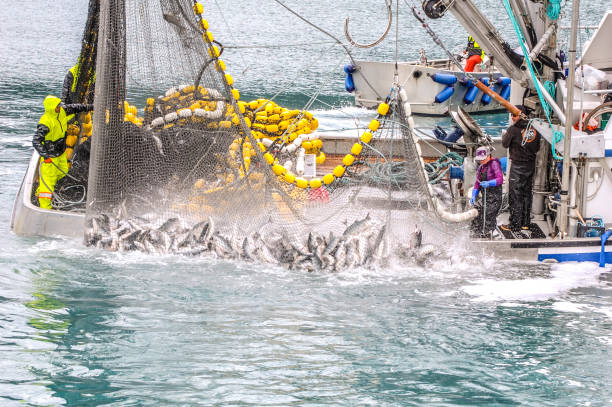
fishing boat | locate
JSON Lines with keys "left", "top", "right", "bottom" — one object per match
{"left": 410, "top": 1, "right": 612, "bottom": 264}
{"left": 348, "top": 57, "right": 508, "bottom": 116}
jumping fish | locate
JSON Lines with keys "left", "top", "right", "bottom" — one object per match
{"left": 83, "top": 209, "right": 405, "bottom": 271}
{"left": 322, "top": 233, "right": 341, "bottom": 257}
{"left": 256, "top": 243, "right": 277, "bottom": 265}
{"left": 366, "top": 225, "right": 387, "bottom": 264}
{"left": 410, "top": 225, "right": 422, "bottom": 249}
{"left": 151, "top": 134, "right": 165, "bottom": 156}
{"left": 415, "top": 244, "right": 437, "bottom": 264}
{"left": 159, "top": 217, "right": 181, "bottom": 233}
{"left": 212, "top": 233, "right": 233, "bottom": 255}
{"left": 307, "top": 232, "right": 316, "bottom": 254}
{"left": 202, "top": 216, "right": 215, "bottom": 244}
{"left": 334, "top": 240, "right": 347, "bottom": 271}
{"left": 162, "top": 13, "right": 186, "bottom": 35}
{"left": 178, "top": 231, "right": 195, "bottom": 249}
{"left": 343, "top": 213, "right": 372, "bottom": 237}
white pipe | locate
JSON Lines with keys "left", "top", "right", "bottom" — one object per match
{"left": 559, "top": 0, "right": 580, "bottom": 237}
{"left": 584, "top": 89, "right": 612, "bottom": 95}
{"left": 528, "top": 23, "right": 556, "bottom": 61}
{"left": 435, "top": 198, "right": 478, "bottom": 222}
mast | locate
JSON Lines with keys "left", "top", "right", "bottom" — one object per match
{"left": 558, "top": 0, "right": 580, "bottom": 237}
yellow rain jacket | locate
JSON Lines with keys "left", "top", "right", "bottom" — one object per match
{"left": 33, "top": 95, "right": 92, "bottom": 209}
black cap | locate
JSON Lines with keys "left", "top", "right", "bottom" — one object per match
{"left": 515, "top": 105, "right": 528, "bottom": 114}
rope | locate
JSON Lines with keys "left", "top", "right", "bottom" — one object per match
{"left": 544, "top": 79, "right": 564, "bottom": 160}
{"left": 543, "top": 80, "right": 556, "bottom": 115}
{"left": 503, "top": 0, "right": 564, "bottom": 160}
{"left": 345, "top": 161, "right": 413, "bottom": 187}
{"left": 424, "top": 152, "right": 463, "bottom": 184}
{"left": 546, "top": 0, "right": 562, "bottom": 21}
{"left": 37, "top": 159, "right": 87, "bottom": 210}
{"left": 223, "top": 41, "right": 336, "bottom": 49}
{"left": 346, "top": 152, "right": 463, "bottom": 187}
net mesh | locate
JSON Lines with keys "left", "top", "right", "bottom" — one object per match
{"left": 84, "top": 0, "right": 474, "bottom": 270}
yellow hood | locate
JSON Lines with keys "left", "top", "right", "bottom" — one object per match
{"left": 43, "top": 95, "right": 62, "bottom": 114}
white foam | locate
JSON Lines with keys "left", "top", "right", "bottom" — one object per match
{"left": 462, "top": 262, "right": 604, "bottom": 302}
{"left": 552, "top": 301, "right": 585, "bottom": 313}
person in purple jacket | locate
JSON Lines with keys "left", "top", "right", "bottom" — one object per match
{"left": 470, "top": 146, "right": 504, "bottom": 238}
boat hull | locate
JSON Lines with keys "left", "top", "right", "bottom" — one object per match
{"left": 351, "top": 60, "right": 506, "bottom": 115}
{"left": 473, "top": 236, "right": 612, "bottom": 264}
{"left": 10, "top": 152, "right": 85, "bottom": 239}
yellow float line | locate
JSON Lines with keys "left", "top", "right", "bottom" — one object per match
{"left": 191, "top": 2, "right": 389, "bottom": 191}
{"left": 262, "top": 102, "right": 388, "bottom": 190}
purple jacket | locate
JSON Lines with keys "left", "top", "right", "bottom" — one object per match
{"left": 474, "top": 158, "right": 503, "bottom": 190}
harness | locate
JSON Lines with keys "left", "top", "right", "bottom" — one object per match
{"left": 467, "top": 36, "right": 485, "bottom": 59}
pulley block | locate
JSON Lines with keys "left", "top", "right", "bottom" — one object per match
{"left": 422, "top": 0, "right": 447, "bottom": 19}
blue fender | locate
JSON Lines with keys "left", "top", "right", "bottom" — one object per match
{"left": 496, "top": 77, "right": 511, "bottom": 86}
{"left": 434, "top": 86, "right": 455, "bottom": 103}
{"left": 431, "top": 73, "right": 457, "bottom": 86}
{"left": 345, "top": 73, "right": 355, "bottom": 93}
{"left": 464, "top": 87, "right": 478, "bottom": 104}
{"left": 463, "top": 83, "right": 478, "bottom": 104}
{"left": 344, "top": 65, "right": 356, "bottom": 93}
{"left": 480, "top": 78, "right": 491, "bottom": 105}
{"left": 500, "top": 84, "right": 511, "bottom": 100}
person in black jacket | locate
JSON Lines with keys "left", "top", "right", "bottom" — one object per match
{"left": 500, "top": 105, "right": 541, "bottom": 232}
{"left": 62, "top": 64, "right": 95, "bottom": 105}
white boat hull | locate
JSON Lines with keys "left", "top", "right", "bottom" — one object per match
{"left": 10, "top": 152, "right": 85, "bottom": 239}
{"left": 351, "top": 60, "right": 506, "bottom": 115}
{"left": 473, "top": 237, "right": 612, "bottom": 264}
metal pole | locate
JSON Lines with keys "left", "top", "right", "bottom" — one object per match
{"left": 528, "top": 23, "right": 557, "bottom": 61}
{"left": 559, "top": 0, "right": 580, "bottom": 237}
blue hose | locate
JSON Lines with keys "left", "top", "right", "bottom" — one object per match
{"left": 600, "top": 229, "right": 612, "bottom": 268}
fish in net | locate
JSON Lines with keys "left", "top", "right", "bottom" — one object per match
{"left": 83, "top": 0, "right": 477, "bottom": 270}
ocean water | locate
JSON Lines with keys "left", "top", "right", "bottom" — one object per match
{"left": 1, "top": 1, "right": 611, "bottom": 406}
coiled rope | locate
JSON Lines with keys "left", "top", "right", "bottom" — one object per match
{"left": 345, "top": 152, "right": 463, "bottom": 187}
{"left": 424, "top": 152, "right": 463, "bottom": 184}
{"left": 38, "top": 159, "right": 87, "bottom": 210}
{"left": 543, "top": 80, "right": 564, "bottom": 159}
{"left": 546, "top": 0, "right": 562, "bottom": 20}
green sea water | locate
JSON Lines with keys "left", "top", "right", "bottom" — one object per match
{"left": 1, "top": 1, "right": 611, "bottom": 405}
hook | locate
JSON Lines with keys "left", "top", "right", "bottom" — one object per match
{"left": 344, "top": 0, "right": 392, "bottom": 48}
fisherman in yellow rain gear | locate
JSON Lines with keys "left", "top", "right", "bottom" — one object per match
{"left": 32, "top": 95, "right": 94, "bottom": 209}
{"left": 464, "top": 35, "right": 485, "bottom": 72}
{"left": 62, "top": 62, "right": 95, "bottom": 105}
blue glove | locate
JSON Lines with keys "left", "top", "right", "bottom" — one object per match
{"left": 470, "top": 188, "right": 479, "bottom": 205}
{"left": 480, "top": 179, "right": 498, "bottom": 188}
